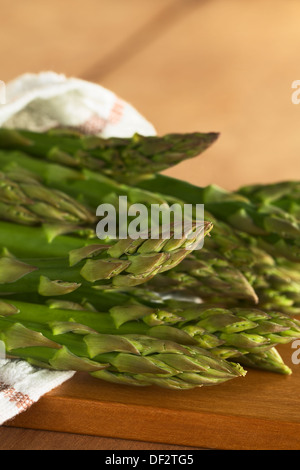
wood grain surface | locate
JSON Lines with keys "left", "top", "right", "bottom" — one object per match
{"left": 99, "top": 0, "right": 300, "bottom": 190}
{"left": 0, "top": 0, "right": 178, "bottom": 82}
{"left": 0, "top": 427, "right": 202, "bottom": 451}
{"left": 1, "top": 0, "right": 300, "bottom": 450}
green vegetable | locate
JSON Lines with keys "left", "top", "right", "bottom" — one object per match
{"left": 236, "top": 347, "right": 292, "bottom": 375}
{"left": 0, "top": 300, "right": 245, "bottom": 390}
{"left": 0, "top": 149, "right": 259, "bottom": 302}
{"left": 0, "top": 128, "right": 219, "bottom": 183}
{"left": 0, "top": 169, "right": 94, "bottom": 226}
{"left": 1, "top": 298, "right": 296, "bottom": 371}
{"left": 0, "top": 221, "right": 212, "bottom": 295}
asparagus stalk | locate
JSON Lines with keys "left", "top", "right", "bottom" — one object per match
{"left": 237, "top": 181, "right": 300, "bottom": 262}
{"left": 136, "top": 173, "right": 300, "bottom": 316}
{"left": 149, "top": 249, "right": 258, "bottom": 303}
{"left": 0, "top": 301, "right": 245, "bottom": 389}
{"left": 249, "top": 264, "right": 300, "bottom": 315}
{"left": 0, "top": 169, "right": 95, "bottom": 226}
{"left": 0, "top": 128, "right": 219, "bottom": 184}
{"left": 2, "top": 143, "right": 299, "bottom": 313}
{"left": 238, "top": 181, "right": 300, "bottom": 208}
{"left": 138, "top": 175, "right": 300, "bottom": 262}
{"left": 0, "top": 221, "right": 97, "bottom": 258}
{"left": 0, "top": 129, "right": 296, "bottom": 380}
{"left": 0, "top": 152, "right": 261, "bottom": 303}
{"left": 172, "top": 305, "right": 300, "bottom": 352}
{"left": 4, "top": 147, "right": 295, "bottom": 272}
{"left": 0, "top": 150, "right": 170, "bottom": 211}
{"left": 0, "top": 221, "right": 212, "bottom": 294}
{"left": 4, "top": 298, "right": 299, "bottom": 359}
{"left": 139, "top": 174, "right": 300, "bottom": 240}
{"left": 0, "top": 161, "right": 213, "bottom": 292}
{"left": 236, "top": 347, "right": 292, "bottom": 375}
{"left": 1, "top": 298, "right": 297, "bottom": 374}
{"left": 0, "top": 149, "right": 262, "bottom": 302}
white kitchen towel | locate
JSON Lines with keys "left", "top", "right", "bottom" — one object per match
{"left": 1, "top": 72, "right": 156, "bottom": 137}
{"left": 0, "top": 72, "right": 156, "bottom": 425}
{"left": 0, "top": 359, "right": 75, "bottom": 425}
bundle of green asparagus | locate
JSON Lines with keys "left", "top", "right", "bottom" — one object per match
{"left": 137, "top": 174, "right": 300, "bottom": 315}
{"left": 0, "top": 127, "right": 298, "bottom": 388}
{"left": 0, "top": 148, "right": 258, "bottom": 303}
{"left": 0, "top": 298, "right": 296, "bottom": 385}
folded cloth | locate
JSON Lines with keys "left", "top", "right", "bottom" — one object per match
{"left": 0, "top": 72, "right": 156, "bottom": 425}
{"left": 0, "top": 359, "right": 75, "bottom": 425}
{"left": 1, "top": 72, "right": 156, "bottom": 137}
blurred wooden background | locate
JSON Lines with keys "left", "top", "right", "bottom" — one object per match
{"left": 1, "top": 0, "right": 300, "bottom": 449}
{"left": 1, "top": 0, "right": 300, "bottom": 190}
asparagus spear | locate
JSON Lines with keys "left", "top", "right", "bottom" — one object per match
{"left": 3, "top": 147, "right": 296, "bottom": 267}
{"left": 137, "top": 175, "right": 300, "bottom": 267}
{"left": 5, "top": 298, "right": 299, "bottom": 359}
{"left": 237, "top": 181, "right": 300, "bottom": 261}
{"left": 238, "top": 181, "right": 300, "bottom": 208}
{"left": 1, "top": 170, "right": 294, "bottom": 314}
{"left": 248, "top": 263, "right": 300, "bottom": 315}
{"left": 138, "top": 174, "right": 300, "bottom": 242}
{"left": 0, "top": 221, "right": 212, "bottom": 294}
{"left": 0, "top": 161, "right": 213, "bottom": 293}
{"left": 0, "top": 151, "right": 261, "bottom": 303}
{"left": 0, "top": 128, "right": 219, "bottom": 184}
{"left": 136, "top": 174, "right": 300, "bottom": 316}
{"left": 0, "top": 220, "right": 97, "bottom": 259}
{"left": 2, "top": 143, "right": 299, "bottom": 311}
{"left": 0, "top": 150, "right": 172, "bottom": 210}
{"left": 236, "top": 347, "right": 292, "bottom": 375}
{"left": 168, "top": 305, "right": 300, "bottom": 352}
{"left": 0, "top": 169, "right": 95, "bottom": 226}
{"left": 0, "top": 301, "right": 245, "bottom": 390}
{"left": 149, "top": 249, "right": 258, "bottom": 303}
{"left": 0, "top": 149, "right": 264, "bottom": 301}
{"left": 1, "top": 298, "right": 297, "bottom": 374}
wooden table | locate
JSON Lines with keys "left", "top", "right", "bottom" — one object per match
{"left": 0, "top": 428, "right": 201, "bottom": 451}
{"left": 1, "top": 0, "right": 300, "bottom": 450}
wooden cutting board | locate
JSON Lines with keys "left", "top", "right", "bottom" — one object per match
{"left": 6, "top": 344, "right": 300, "bottom": 450}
